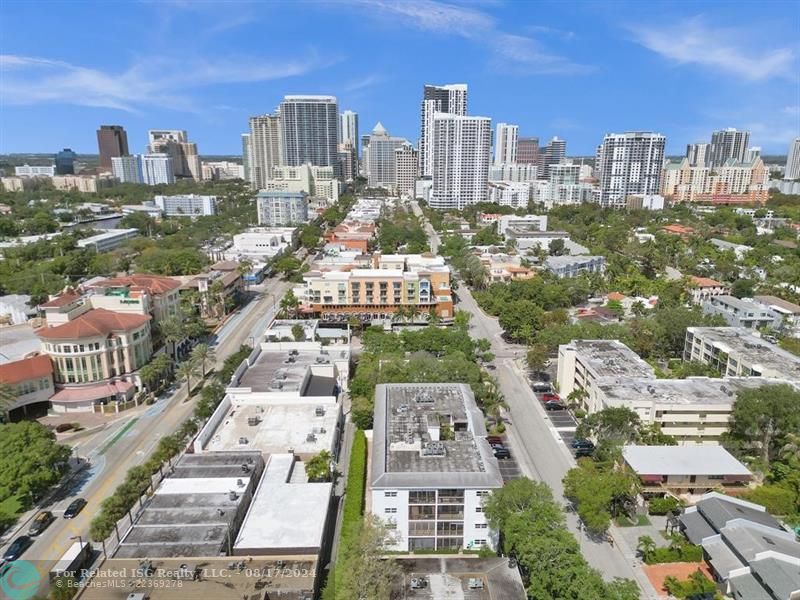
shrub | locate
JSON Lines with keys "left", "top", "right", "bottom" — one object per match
{"left": 573, "top": 409, "right": 587, "bottom": 419}
{"left": 743, "top": 485, "right": 796, "bottom": 516}
{"left": 55, "top": 423, "right": 74, "bottom": 433}
{"left": 648, "top": 496, "right": 681, "bottom": 515}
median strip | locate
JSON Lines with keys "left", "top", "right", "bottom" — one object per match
{"left": 98, "top": 418, "right": 138, "bottom": 455}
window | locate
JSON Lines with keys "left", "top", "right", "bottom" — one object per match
{"left": 475, "top": 507, "right": 483, "bottom": 513}
{"left": 384, "top": 491, "right": 397, "bottom": 498}
{"left": 476, "top": 490, "right": 490, "bottom": 497}
{"left": 475, "top": 523, "right": 488, "bottom": 529}
{"left": 474, "top": 539, "right": 487, "bottom": 547}
{"left": 384, "top": 507, "right": 397, "bottom": 514}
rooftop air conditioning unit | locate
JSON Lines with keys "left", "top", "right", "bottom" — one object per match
{"left": 238, "top": 437, "right": 249, "bottom": 445}
{"left": 315, "top": 406, "right": 326, "bottom": 416}
{"left": 229, "top": 491, "right": 238, "bottom": 501}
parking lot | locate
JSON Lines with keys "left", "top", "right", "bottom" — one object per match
{"left": 490, "top": 436, "right": 522, "bottom": 482}
{"left": 528, "top": 378, "right": 582, "bottom": 457}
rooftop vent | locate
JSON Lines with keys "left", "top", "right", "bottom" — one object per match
{"left": 275, "top": 371, "right": 288, "bottom": 380}
{"left": 396, "top": 404, "right": 410, "bottom": 414}
{"left": 289, "top": 349, "right": 299, "bottom": 356}
{"left": 315, "top": 406, "right": 326, "bottom": 417}
{"left": 228, "top": 491, "right": 238, "bottom": 501}
{"left": 270, "top": 380, "right": 284, "bottom": 390}
{"left": 306, "top": 432, "right": 317, "bottom": 443}
{"left": 316, "top": 356, "right": 330, "bottom": 364}
{"left": 421, "top": 441, "right": 446, "bottom": 457}
{"left": 247, "top": 416, "right": 261, "bottom": 426}
{"left": 415, "top": 391, "right": 434, "bottom": 404}
{"left": 284, "top": 356, "right": 296, "bottom": 364}
{"left": 238, "top": 437, "right": 249, "bottom": 445}
{"left": 237, "top": 478, "right": 244, "bottom": 487}
{"left": 241, "top": 464, "right": 250, "bottom": 473}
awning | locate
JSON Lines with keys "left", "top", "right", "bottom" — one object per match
{"left": 50, "top": 381, "right": 134, "bottom": 404}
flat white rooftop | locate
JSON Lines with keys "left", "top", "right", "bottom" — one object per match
{"left": 234, "top": 454, "right": 332, "bottom": 554}
{"left": 623, "top": 445, "right": 751, "bottom": 476}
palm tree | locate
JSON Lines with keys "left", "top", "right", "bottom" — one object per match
{"left": 427, "top": 310, "right": 441, "bottom": 325}
{"left": 209, "top": 279, "right": 226, "bottom": 319}
{"left": 237, "top": 259, "right": 253, "bottom": 289}
{"left": 391, "top": 306, "right": 409, "bottom": 324}
{"left": 636, "top": 535, "right": 656, "bottom": 562}
{"left": 407, "top": 304, "right": 421, "bottom": 324}
{"left": 779, "top": 432, "right": 800, "bottom": 465}
{"left": 190, "top": 343, "right": 216, "bottom": 377}
{"left": 159, "top": 316, "right": 186, "bottom": 360}
{"left": 279, "top": 290, "right": 300, "bottom": 318}
{"left": 176, "top": 359, "right": 199, "bottom": 397}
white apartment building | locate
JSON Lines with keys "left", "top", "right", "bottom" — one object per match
{"left": 394, "top": 142, "right": 419, "bottom": 198}
{"left": 545, "top": 255, "right": 606, "bottom": 278}
{"left": 686, "top": 143, "right": 710, "bottom": 167}
{"left": 147, "top": 130, "right": 201, "bottom": 179}
{"left": 263, "top": 163, "right": 339, "bottom": 203}
{"left": 362, "top": 123, "right": 407, "bottom": 192}
{"left": 153, "top": 194, "right": 217, "bottom": 217}
{"left": 430, "top": 113, "right": 491, "bottom": 210}
{"left": 256, "top": 191, "right": 309, "bottom": 226}
{"left": 141, "top": 153, "right": 175, "bottom": 185}
{"left": 540, "top": 163, "right": 594, "bottom": 208}
{"left": 111, "top": 155, "right": 144, "bottom": 184}
{"left": 419, "top": 84, "right": 468, "bottom": 177}
{"left": 556, "top": 339, "right": 791, "bottom": 444}
{"left": 488, "top": 163, "right": 538, "bottom": 182}
{"left": 15, "top": 165, "right": 55, "bottom": 177}
{"left": 785, "top": 138, "right": 800, "bottom": 180}
{"left": 370, "top": 383, "right": 503, "bottom": 552}
{"left": 595, "top": 132, "right": 666, "bottom": 208}
{"left": 684, "top": 327, "right": 800, "bottom": 381}
{"left": 247, "top": 113, "right": 282, "bottom": 190}
{"left": 230, "top": 227, "right": 297, "bottom": 261}
{"left": 202, "top": 161, "right": 244, "bottom": 181}
{"left": 496, "top": 214, "right": 548, "bottom": 236}
{"left": 487, "top": 181, "right": 530, "bottom": 208}
{"left": 493, "top": 123, "right": 518, "bottom": 166}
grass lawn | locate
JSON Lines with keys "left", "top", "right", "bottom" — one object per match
{"left": 616, "top": 514, "right": 651, "bottom": 527}
{"left": 0, "top": 493, "right": 25, "bottom": 531}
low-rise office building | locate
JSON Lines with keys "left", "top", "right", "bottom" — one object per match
{"left": 684, "top": 327, "right": 800, "bottom": 381}
{"left": 622, "top": 445, "right": 752, "bottom": 496}
{"left": 370, "top": 383, "right": 504, "bottom": 552}
{"left": 85, "top": 274, "right": 182, "bottom": 324}
{"left": 544, "top": 255, "right": 606, "bottom": 278}
{"left": 702, "top": 295, "right": 782, "bottom": 330}
{"left": 75, "top": 228, "right": 138, "bottom": 253}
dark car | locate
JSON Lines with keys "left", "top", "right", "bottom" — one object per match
{"left": 532, "top": 382, "right": 551, "bottom": 393}
{"left": 571, "top": 439, "right": 595, "bottom": 450}
{"left": 489, "top": 442, "right": 507, "bottom": 451}
{"left": 3, "top": 536, "right": 32, "bottom": 562}
{"left": 544, "top": 400, "right": 566, "bottom": 411}
{"left": 28, "top": 511, "right": 54, "bottom": 536}
{"left": 542, "top": 392, "right": 560, "bottom": 402}
{"left": 63, "top": 498, "right": 87, "bottom": 519}
{"left": 493, "top": 447, "right": 511, "bottom": 459}
{"left": 486, "top": 435, "right": 505, "bottom": 445}
{"left": 575, "top": 447, "right": 595, "bottom": 458}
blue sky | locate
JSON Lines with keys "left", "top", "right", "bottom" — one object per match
{"left": 1, "top": 0, "right": 799, "bottom": 156}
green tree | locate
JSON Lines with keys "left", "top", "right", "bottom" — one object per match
{"left": 636, "top": 535, "right": 657, "bottom": 562}
{"left": 333, "top": 515, "right": 401, "bottom": 600}
{"left": 526, "top": 343, "right": 549, "bottom": 375}
{"left": 306, "top": 450, "right": 334, "bottom": 482}
{"left": 190, "top": 343, "right": 215, "bottom": 377}
{"left": 563, "top": 460, "right": 639, "bottom": 534}
{"left": 575, "top": 407, "right": 641, "bottom": 447}
{"left": 291, "top": 323, "right": 306, "bottom": 341}
{"left": 280, "top": 290, "right": 300, "bottom": 318}
{"left": 725, "top": 384, "right": 800, "bottom": 469}
{"left": 159, "top": 315, "right": 186, "bottom": 360}
{"left": 195, "top": 380, "right": 225, "bottom": 420}
{"left": 176, "top": 358, "right": 200, "bottom": 396}
{"left": 549, "top": 238, "right": 566, "bottom": 256}
{"left": 0, "top": 382, "right": 17, "bottom": 422}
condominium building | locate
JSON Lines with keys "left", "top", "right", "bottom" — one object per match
{"left": 338, "top": 110, "right": 359, "bottom": 155}
{"left": 684, "top": 327, "right": 800, "bottom": 381}
{"left": 370, "top": 383, "right": 503, "bottom": 552}
{"left": 15, "top": 164, "right": 55, "bottom": 177}
{"left": 296, "top": 254, "right": 453, "bottom": 321}
{"left": 394, "top": 142, "right": 419, "bottom": 198}
{"left": 153, "top": 194, "right": 217, "bottom": 217}
{"left": 96, "top": 125, "right": 129, "bottom": 170}
{"left": 686, "top": 142, "right": 710, "bottom": 167}
{"left": 279, "top": 95, "right": 339, "bottom": 174}
{"left": 338, "top": 141, "right": 358, "bottom": 182}
{"left": 362, "top": 122, "right": 407, "bottom": 192}
{"left": 52, "top": 175, "right": 115, "bottom": 193}
{"left": 201, "top": 161, "right": 244, "bottom": 181}
{"left": 419, "top": 83, "right": 468, "bottom": 177}
{"left": 241, "top": 133, "right": 251, "bottom": 182}
{"left": 147, "top": 130, "right": 201, "bottom": 179}
{"left": 140, "top": 153, "right": 175, "bottom": 185}
{"left": 430, "top": 113, "right": 491, "bottom": 210}
{"left": 488, "top": 163, "right": 538, "bottom": 182}
{"left": 517, "top": 136, "right": 539, "bottom": 166}
{"left": 493, "top": 123, "right": 518, "bottom": 166}
{"left": 256, "top": 190, "right": 309, "bottom": 226}
{"left": 263, "top": 163, "right": 339, "bottom": 203}
{"left": 785, "top": 137, "right": 800, "bottom": 180}
{"left": 556, "top": 339, "right": 792, "bottom": 444}
{"left": 542, "top": 163, "right": 594, "bottom": 208}
{"left": 595, "top": 132, "right": 666, "bottom": 208}
{"left": 544, "top": 255, "right": 606, "bottom": 278}
{"left": 247, "top": 113, "right": 282, "bottom": 190}
{"left": 743, "top": 146, "right": 761, "bottom": 163}
{"left": 709, "top": 128, "right": 750, "bottom": 168}
{"left": 111, "top": 155, "right": 144, "bottom": 184}
{"left": 487, "top": 181, "right": 530, "bottom": 208}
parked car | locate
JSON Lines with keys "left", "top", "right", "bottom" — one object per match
{"left": 486, "top": 435, "right": 505, "bottom": 445}
{"left": 532, "top": 382, "right": 551, "bottom": 393}
{"left": 575, "top": 446, "right": 595, "bottom": 458}
{"left": 544, "top": 400, "right": 566, "bottom": 411}
{"left": 489, "top": 442, "right": 507, "bottom": 451}
{"left": 493, "top": 447, "right": 511, "bottom": 459}
{"left": 28, "top": 511, "right": 54, "bottom": 536}
{"left": 63, "top": 498, "right": 87, "bottom": 519}
{"left": 2, "top": 536, "right": 32, "bottom": 562}
{"left": 571, "top": 439, "right": 595, "bottom": 450}
{"left": 542, "top": 392, "right": 560, "bottom": 402}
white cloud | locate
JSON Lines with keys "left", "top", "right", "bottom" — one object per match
{"left": 343, "top": 74, "right": 384, "bottom": 92}
{"left": 627, "top": 16, "right": 796, "bottom": 81}
{"left": 0, "top": 52, "right": 334, "bottom": 113}
{"left": 351, "top": 0, "right": 589, "bottom": 75}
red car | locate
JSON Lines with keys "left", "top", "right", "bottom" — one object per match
{"left": 486, "top": 435, "right": 505, "bottom": 445}
{"left": 542, "top": 392, "right": 560, "bottom": 402}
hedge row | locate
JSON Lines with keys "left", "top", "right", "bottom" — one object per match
{"left": 322, "top": 429, "right": 367, "bottom": 599}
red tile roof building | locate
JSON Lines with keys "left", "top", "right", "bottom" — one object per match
{"left": 0, "top": 355, "right": 54, "bottom": 414}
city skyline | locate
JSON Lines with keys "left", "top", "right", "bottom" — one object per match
{"left": 1, "top": 0, "right": 798, "bottom": 155}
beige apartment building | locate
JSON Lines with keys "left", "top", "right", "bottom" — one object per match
{"left": 661, "top": 157, "right": 769, "bottom": 204}
{"left": 297, "top": 254, "right": 453, "bottom": 321}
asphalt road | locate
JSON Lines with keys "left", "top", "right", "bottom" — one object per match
{"left": 2, "top": 276, "right": 292, "bottom": 573}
